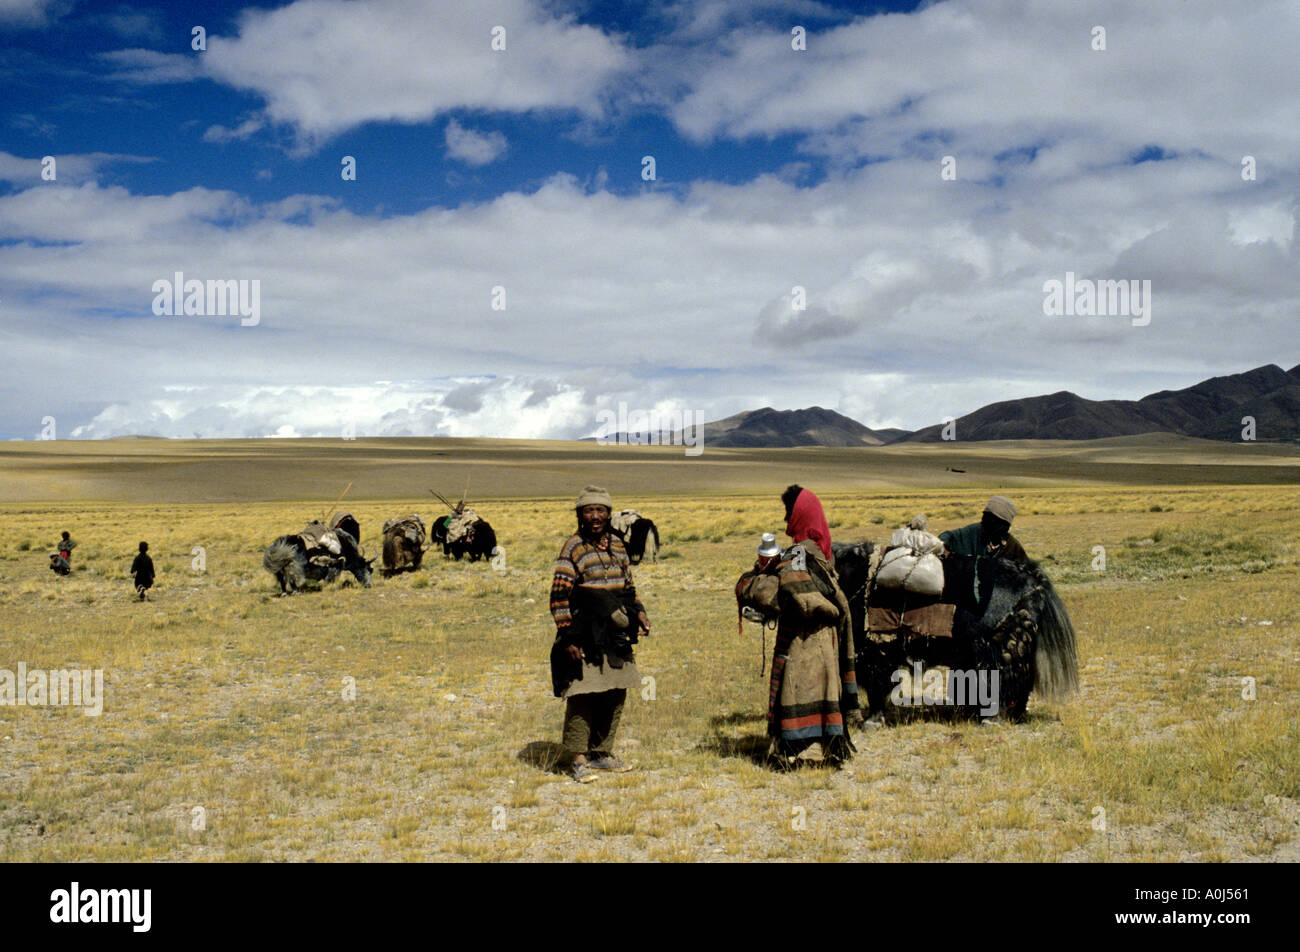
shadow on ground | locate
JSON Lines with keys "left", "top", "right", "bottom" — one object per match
{"left": 698, "top": 712, "right": 769, "bottom": 766}
{"left": 517, "top": 740, "right": 567, "bottom": 774}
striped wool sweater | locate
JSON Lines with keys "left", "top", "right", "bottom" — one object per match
{"left": 550, "top": 532, "right": 640, "bottom": 630}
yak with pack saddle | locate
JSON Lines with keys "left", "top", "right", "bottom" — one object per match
{"left": 608, "top": 509, "right": 660, "bottom": 565}
{"left": 263, "top": 515, "right": 373, "bottom": 595}
{"left": 381, "top": 514, "right": 427, "bottom": 576}
{"left": 430, "top": 488, "right": 498, "bottom": 562}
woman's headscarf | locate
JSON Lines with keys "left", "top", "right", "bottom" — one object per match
{"left": 785, "top": 487, "right": 831, "bottom": 560}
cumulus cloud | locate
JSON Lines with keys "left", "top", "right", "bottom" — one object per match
{"left": 666, "top": 0, "right": 1300, "bottom": 169}
{"left": 105, "top": 0, "right": 632, "bottom": 148}
{"left": 65, "top": 379, "right": 598, "bottom": 441}
{"left": 3, "top": 0, "right": 1298, "bottom": 439}
{"left": 1, "top": 151, "right": 1296, "bottom": 439}
{"left": 444, "top": 119, "right": 508, "bottom": 166}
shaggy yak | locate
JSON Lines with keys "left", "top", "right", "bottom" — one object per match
{"left": 738, "top": 540, "right": 1078, "bottom": 722}
{"left": 830, "top": 540, "right": 1078, "bottom": 721}
{"left": 381, "top": 514, "right": 426, "bottom": 577}
{"left": 263, "top": 524, "right": 373, "bottom": 594}
{"left": 610, "top": 510, "right": 660, "bottom": 564}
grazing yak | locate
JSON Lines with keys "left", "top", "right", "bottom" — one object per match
{"left": 381, "top": 514, "right": 426, "bottom": 576}
{"left": 430, "top": 488, "right": 498, "bottom": 563}
{"left": 263, "top": 523, "right": 373, "bottom": 594}
{"left": 609, "top": 509, "right": 660, "bottom": 564}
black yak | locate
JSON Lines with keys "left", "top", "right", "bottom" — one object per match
{"left": 609, "top": 510, "right": 659, "bottom": 564}
{"left": 430, "top": 487, "right": 498, "bottom": 562}
{"left": 263, "top": 525, "right": 373, "bottom": 594}
{"left": 446, "top": 518, "right": 497, "bottom": 562}
{"left": 736, "top": 540, "right": 1078, "bottom": 722}
{"left": 829, "top": 541, "right": 1077, "bottom": 721}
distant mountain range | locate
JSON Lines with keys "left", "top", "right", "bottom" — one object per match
{"left": 693, "top": 362, "right": 1300, "bottom": 447}
{"left": 701, "top": 406, "right": 901, "bottom": 447}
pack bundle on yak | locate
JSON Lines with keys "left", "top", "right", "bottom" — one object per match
{"left": 330, "top": 511, "right": 361, "bottom": 546}
{"left": 608, "top": 508, "right": 660, "bottom": 564}
{"left": 263, "top": 486, "right": 374, "bottom": 594}
{"left": 430, "top": 487, "right": 498, "bottom": 562}
{"left": 381, "top": 514, "right": 426, "bottom": 576}
{"left": 873, "top": 516, "right": 945, "bottom": 595}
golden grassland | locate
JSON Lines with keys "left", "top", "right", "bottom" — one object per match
{"left": 1, "top": 471, "right": 1297, "bottom": 862}
{"left": 2, "top": 432, "right": 1299, "bottom": 504}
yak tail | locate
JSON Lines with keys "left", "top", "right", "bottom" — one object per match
{"left": 263, "top": 539, "right": 304, "bottom": 588}
{"left": 1031, "top": 570, "right": 1080, "bottom": 702}
{"left": 263, "top": 540, "right": 296, "bottom": 574}
{"left": 382, "top": 533, "right": 399, "bottom": 570}
{"left": 645, "top": 521, "right": 659, "bottom": 563}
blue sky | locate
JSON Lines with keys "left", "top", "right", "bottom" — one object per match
{"left": 1, "top": 0, "right": 1297, "bottom": 440}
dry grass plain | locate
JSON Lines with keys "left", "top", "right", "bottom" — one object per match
{"left": 1, "top": 437, "right": 1298, "bottom": 861}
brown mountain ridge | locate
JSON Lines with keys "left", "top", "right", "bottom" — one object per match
{"left": 694, "top": 362, "right": 1300, "bottom": 447}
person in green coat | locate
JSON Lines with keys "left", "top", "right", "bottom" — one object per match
{"left": 940, "top": 495, "right": 1028, "bottom": 563}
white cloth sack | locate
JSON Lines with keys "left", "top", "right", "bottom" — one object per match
{"left": 889, "top": 527, "right": 945, "bottom": 554}
{"left": 609, "top": 509, "right": 640, "bottom": 535}
{"left": 875, "top": 526, "right": 946, "bottom": 595}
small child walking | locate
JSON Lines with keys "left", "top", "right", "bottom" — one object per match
{"left": 131, "top": 541, "right": 155, "bottom": 601}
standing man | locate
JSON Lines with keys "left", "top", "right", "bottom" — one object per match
{"left": 549, "top": 486, "right": 650, "bottom": 783}
{"left": 939, "top": 495, "right": 1027, "bottom": 562}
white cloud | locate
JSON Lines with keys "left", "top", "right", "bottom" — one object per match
{"left": 1, "top": 150, "right": 1295, "bottom": 440}
{"left": 100, "top": 49, "right": 204, "bottom": 84}
{"left": 666, "top": 0, "right": 1300, "bottom": 169}
{"left": 203, "top": 118, "right": 267, "bottom": 145}
{"left": 0, "top": 150, "right": 155, "bottom": 185}
{"left": 0, "top": 0, "right": 70, "bottom": 28}
{"left": 444, "top": 119, "right": 508, "bottom": 166}
{"left": 106, "top": 0, "right": 632, "bottom": 147}
{"left": 3, "top": 0, "right": 1298, "bottom": 439}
